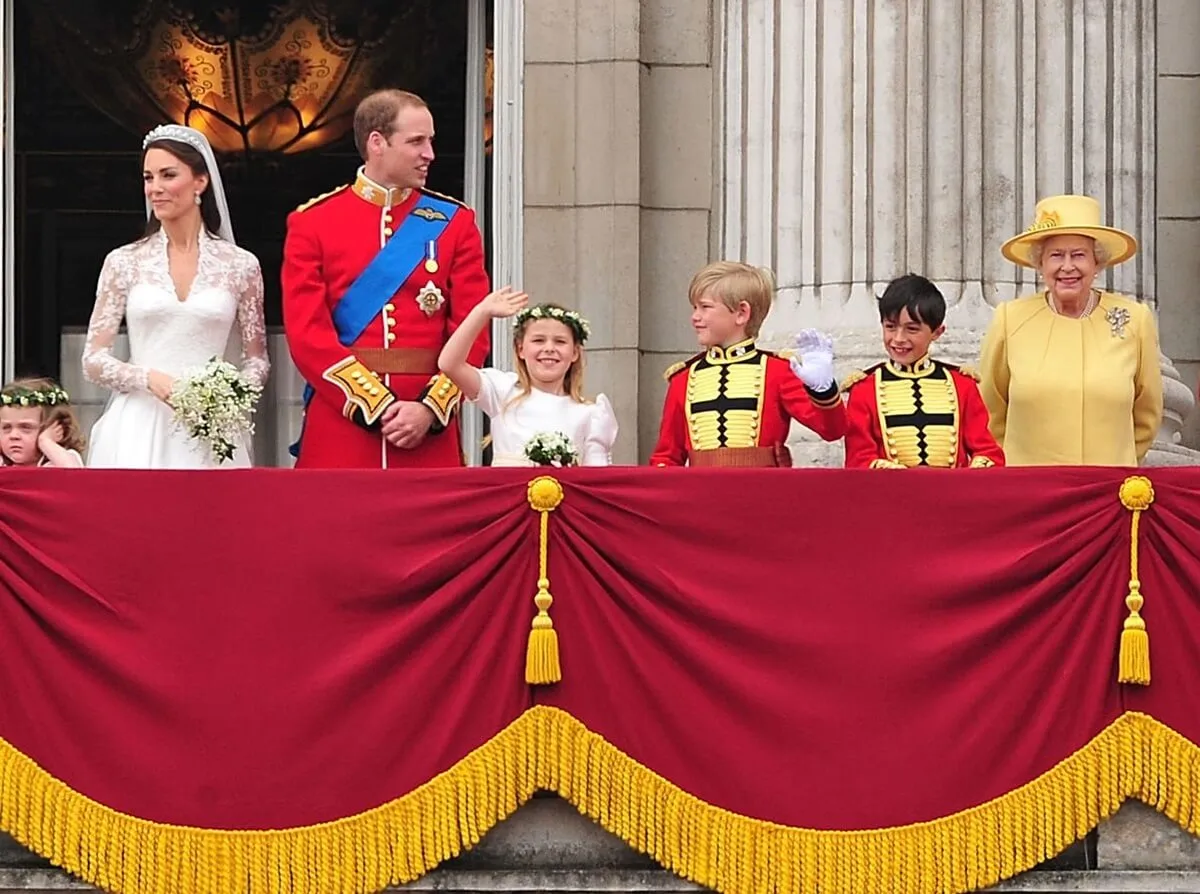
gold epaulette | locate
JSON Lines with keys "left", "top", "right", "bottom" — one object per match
{"left": 954, "top": 364, "right": 981, "bottom": 382}
{"left": 663, "top": 352, "right": 703, "bottom": 381}
{"left": 840, "top": 370, "right": 869, "bottom": 391}
{"left": 662, "top": 361, "right": 686, "bottom": 381}
{"left": 420, "top": 187, "right": 468, "bottom": 208}
{"left": 294, "top": 184, "right": 349, "bottom": 213}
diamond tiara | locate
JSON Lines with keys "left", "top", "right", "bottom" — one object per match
{"left": 142, "top": 123, "right": 211, "bottom": 155}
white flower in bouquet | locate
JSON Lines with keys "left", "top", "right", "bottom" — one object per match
{"left": 523, "top": 431, "right": 579, "bottom": 467}
{"left": 170, "top": 357, "right": 263, "bottom": 464}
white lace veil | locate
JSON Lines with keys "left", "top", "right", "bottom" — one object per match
{"left": 141, "top": 124, "right": 236, "bottom": 244}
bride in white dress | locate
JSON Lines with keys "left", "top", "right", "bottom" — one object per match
{"left": 82, "top": 124, "right": 269, "bottom": 468}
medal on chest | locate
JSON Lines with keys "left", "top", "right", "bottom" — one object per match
{"left": 416, "top": 241, "right": 445, "bottom": 316}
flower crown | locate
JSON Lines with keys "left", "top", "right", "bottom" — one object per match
{"left": 143, "top": 123, "right": 212, "bottom": 156}
{"left": 514, "top": 305, "right": 590, "bottom": 343}
{"left": 0, "top": 385, "right": 69, "bottom": 408}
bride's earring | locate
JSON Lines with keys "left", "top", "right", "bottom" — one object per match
{"left": 194, "top": 193, "right": 202, "bottom": 205}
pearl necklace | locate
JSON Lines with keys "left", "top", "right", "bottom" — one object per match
{"left": 1047, "top": 289, "right": 1098, "bottom": 319}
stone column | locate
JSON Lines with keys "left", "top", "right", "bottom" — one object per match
{"left": 1154, "top": 0, "right": 1200, "bottom": 464}
{"left": 523, "top": 0, "right": 642, "bottom": 464}
{"left": 720, "top": 0, "right": 1195, "bottom": 466}
{"left": 637, "top": 0, "right": 716, "bottom": 456}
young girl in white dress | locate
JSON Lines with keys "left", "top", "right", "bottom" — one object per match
{"left": 0, "top": 378, "right": 85, "bottom": 468}
{"left": 81, "top": 124, "right": 269, "bottom": 468}
{"left": 438, "top": 288, "right": 618, "bottom": 466}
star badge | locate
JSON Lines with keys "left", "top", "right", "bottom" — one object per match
{"left": 416, "top": 281, "right": 445, "bottom": 316}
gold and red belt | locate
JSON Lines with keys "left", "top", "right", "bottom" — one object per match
{"left": 356, "top": 348, "right": 439, "bottom": 376}
{"left": 687, "top": 445, "right": 792, "bottom": 468}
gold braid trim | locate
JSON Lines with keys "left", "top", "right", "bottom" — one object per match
{"left": 420, "top": 374, "right": 461, "bottom": 429}
{"left": 1, "top": 708, "right": 1199, "bottom": 894}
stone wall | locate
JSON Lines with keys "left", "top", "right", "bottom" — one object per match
{"left": 522, "top": 0, "right": 715, "bottom": 464}
{"left": 1157, "top": 0, "right": 1200, "bottom": 451}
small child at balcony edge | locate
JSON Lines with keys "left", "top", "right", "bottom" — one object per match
{"left": 1, "top": 377, "right": 86, "bottom": 468}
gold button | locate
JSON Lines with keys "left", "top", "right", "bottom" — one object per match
{"left": 351, "top": 371, "right": 363, "bottom": 381}
{"left": 383, "top": 226, "right": 394, "bottom": 236}
{"left": 369, "top": 387, "right": 381, "bottom": 397}
{"left": 384, "top": 303, "right": 395, "bottom": 312}
{"left": 386, "top": 332, "right": 396, "bottom": 343}
{"left": 440, "top": 384, "right": 450, "bottom": 394}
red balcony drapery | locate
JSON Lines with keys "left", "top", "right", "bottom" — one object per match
{"left": 0, "top": 467, "right": 1198, "bottom": 894}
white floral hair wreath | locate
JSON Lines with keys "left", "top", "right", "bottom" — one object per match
{"left": 0, "top": 385, "right": 69, "bottom": 407}
{"left": 514, "top": 305, "right": 591, "bottom": 343}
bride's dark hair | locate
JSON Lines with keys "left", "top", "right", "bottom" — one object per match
{"left": 141, "top": 139, "right": 224, "bottom": 238}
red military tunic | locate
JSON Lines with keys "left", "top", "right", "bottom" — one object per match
{"left": 282, "top": 169, "right": 490, "bottom": 468}
{"left": 842, "top": 357, "right": 1005, "bottom": 469}
{"left": 649, "top": 339, "right": 847, "bottom": 467}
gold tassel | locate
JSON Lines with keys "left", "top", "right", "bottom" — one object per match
{"left": 1117, "top": 476, "right": 1155, "bottom": 685}
{"left": 525, "top": 476, "right": 565, "bottom": 685}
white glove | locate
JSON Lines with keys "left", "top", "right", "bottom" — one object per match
{"left": 787, "top": 329, "right": 836, "bottom": 392}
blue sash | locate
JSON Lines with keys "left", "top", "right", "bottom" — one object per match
{"left": 330, "top": 192, "right": 459, "bottom": 345}
{"left": 290, "top": 192, "right": 458, "bottom": 459}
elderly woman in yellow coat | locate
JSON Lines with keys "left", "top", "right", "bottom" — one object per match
{"left": 979, "top": 195, "right": 1163, "bottom": 466}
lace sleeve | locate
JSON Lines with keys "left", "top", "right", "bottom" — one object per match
{"left": 81, "top": 249, "right": 149, "bottom": 393}
{"left": 236, "top": 258, "right": 270, "bottom": 388}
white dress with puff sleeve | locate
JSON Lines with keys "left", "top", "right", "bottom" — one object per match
{"left": 82, "top": 229, "right": 269, "bottom": 468}
{"left": 473, "top": 368, "right": 618, "bottom": 466}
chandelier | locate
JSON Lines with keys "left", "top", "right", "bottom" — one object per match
{"left": 24, "top": 1, "right": 449, "bottom": 157}
{"left": 139, "top": 6, "right": 395, "bottom": 154}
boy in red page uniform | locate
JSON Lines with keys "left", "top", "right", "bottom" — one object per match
{"left": 650, "top": 261, "right": 846, "bottom": 467}
{"left": 841, "top": 273, "right": 1004, "bottom": 469}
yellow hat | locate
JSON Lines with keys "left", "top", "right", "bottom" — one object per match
{"left": 1001, "top": 195, "right": 1137, "bottom": 269}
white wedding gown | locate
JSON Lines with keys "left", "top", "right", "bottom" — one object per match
{"left": 82, "top": 229, "right": 269, "bottom": 468}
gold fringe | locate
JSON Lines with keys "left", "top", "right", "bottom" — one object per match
{"left": 537, "top": 709, "right": 1200, "bottom": 894}
{"left": 1, "top": 708, "right": 1200, "bottom": 894}
{"left": 1118, "top": 476, "right": 1155, "bottom": 685}
{"left": 0, "top": 711, "right": 544, "bottom": 894}
{"left": 525, "top": 477, "right": 565, "bottom": 685}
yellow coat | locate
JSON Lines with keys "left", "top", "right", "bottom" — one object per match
{"left": 978, "top": 292, "right": 1163, "bottom": 466}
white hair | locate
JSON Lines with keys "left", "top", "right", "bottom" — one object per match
{"left": 1029, "top": 236, "right": 1108, "bottom": 269}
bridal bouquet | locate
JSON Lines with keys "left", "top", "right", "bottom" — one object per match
{"left": 523, "top": 431, "right": 579, "bottom": 467}
{"left": 170, "top": 358, "right": 262, "bottom": 464}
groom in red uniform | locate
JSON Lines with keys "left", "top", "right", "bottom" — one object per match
{"left": 282, "top": 89, "right": 491, "bottom": 467}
